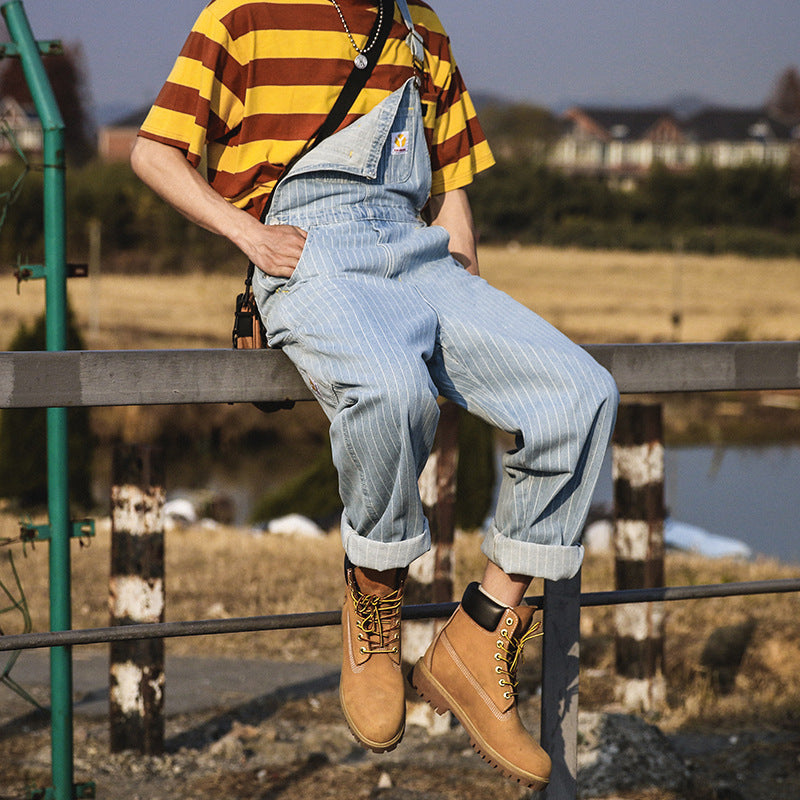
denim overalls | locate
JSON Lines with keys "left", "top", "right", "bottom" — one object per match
{"left": 253, "top": 78, "right": 618, "bottom": 581}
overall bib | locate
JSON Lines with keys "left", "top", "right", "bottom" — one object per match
{"left": 253, "top": 78, "right": 618, "bottom": 581}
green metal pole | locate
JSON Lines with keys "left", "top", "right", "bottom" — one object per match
{"left": 1, "top": 3, "right": 72, "bottom": 799}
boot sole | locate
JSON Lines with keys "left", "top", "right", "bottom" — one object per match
{"left": 410, "top": 659, "right": 549, "bottom": 791}
{"left": 339, "top": 683, "right": 404, "bottom": 754}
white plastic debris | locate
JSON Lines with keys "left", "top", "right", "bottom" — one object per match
{"left": 265, "top": 513, "right": 326, "bottom": 538}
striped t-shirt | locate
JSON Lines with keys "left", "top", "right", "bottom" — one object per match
{"left": 138, "top": 0, "right": 495, "bottom": 219}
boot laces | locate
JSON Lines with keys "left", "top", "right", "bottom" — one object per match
{"left": 495, "top": 617, "right": 543, "bottom": 699}
{"left": 351, "top": 586, "right": 402, "bottom": 655}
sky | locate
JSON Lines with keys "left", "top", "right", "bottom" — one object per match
{"left": 7, "top": 0, "right": 799, "bottom": 123}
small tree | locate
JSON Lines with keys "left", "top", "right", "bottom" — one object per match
{"left": 479, "top": 103, "right": 561, "bottom": 163}
{"left": 454, "top": 412, "right": 495, "bottom": 530}
{"left": 0, "top": 303, "right": 93, "bottom": 507}
{"left": 767, "top": 65, "right": 800, "bottom": 126}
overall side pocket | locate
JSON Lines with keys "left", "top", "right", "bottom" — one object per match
{"left": 253, "top": 224, "right": 315, "bottom": 301}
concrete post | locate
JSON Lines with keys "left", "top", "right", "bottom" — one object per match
{"left": 109, "top": 444, "right": 166, "bottom": 753}
{"left": 541, "top": 573, "right": 581, "bottom": 800}
{"left": 404, "top": 401, "right": 459, "bottom": 733}
{"left": 612, "top": 403, "right": 666, "bottom": 711}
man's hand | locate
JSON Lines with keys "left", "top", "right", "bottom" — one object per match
{"left": 235, "top": 215, "right": 307, "bottom": 277}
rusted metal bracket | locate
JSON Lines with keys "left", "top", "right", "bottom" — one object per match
{"left": 15, "top": 262, "right": 89, "bottom": 284}
{"left": 20, "top": 520, "right": 95, "bottom": 544}
{"left": 0, "top": 39, "right": 63, "bottom": 59}
{"left": 26, "top": 781, "right": 96, "bottom": 800}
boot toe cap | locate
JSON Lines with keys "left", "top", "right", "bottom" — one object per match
{"left": 339, "top": 679, "right": 405, "bottom": 752}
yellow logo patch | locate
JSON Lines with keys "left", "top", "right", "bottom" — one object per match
{"left": 391, "top": 131, "right": 409, "bottom": 154}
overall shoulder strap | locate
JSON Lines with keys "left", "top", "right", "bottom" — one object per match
{"left": 394, "top": 0, "right": 424, "bottom": 71}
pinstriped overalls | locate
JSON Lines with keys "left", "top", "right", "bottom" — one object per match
{"left": 253, "top": 76, "right": 618, "bottom": 581}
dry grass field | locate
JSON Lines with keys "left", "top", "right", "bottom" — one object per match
{"left": 2, "top": 245, "right": 800, "bottom": 351}
{"left": 479, "top": 245, "right": 800, "bottom": 344}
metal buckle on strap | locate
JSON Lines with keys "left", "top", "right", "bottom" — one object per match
{"left": 407, "top": 28, "right": 424, "bottom": 66}
{"left": 406, "top": 28, "right": 424, "bottom": 84}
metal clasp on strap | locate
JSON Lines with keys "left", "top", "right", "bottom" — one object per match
{"left": 396, "top": 0, "right": 425, "bottom": 83}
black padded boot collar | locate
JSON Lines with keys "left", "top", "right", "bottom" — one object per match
{"left": 461, "top": 581, "right": 508, "bottom": 632}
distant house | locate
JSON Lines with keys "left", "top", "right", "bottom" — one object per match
{"left": 683, "top": 108, "right": 794, "bottom": 168}
{"left": 0, "top": 95, "right": 42, "bottom": 163}
{"left": 551, "top": 105, "right": 798, "bottom": 179}
{"left": 550, "top": 107, "right": 688, "bottom": 180}
{"left": 97, "top": 107, "right": 148, "bottom": 163}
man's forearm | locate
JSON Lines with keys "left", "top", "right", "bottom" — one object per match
{"left": 131, "top": 137, "right": 246, "bottom": 238}
{"left": 427, "top": 188, "right": 479, "bottom": 276}
{"left": 130, "top": 137, "right": 306, "bottom": 277}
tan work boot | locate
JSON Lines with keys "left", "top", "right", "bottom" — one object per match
{"left": 340, "top": 564, "right": 406, "bottom": 753}
{"left": 410, "top": 582, "right": 551, "bottom": 790}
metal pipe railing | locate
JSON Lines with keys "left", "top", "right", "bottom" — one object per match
{"left": 3, "top": 578, "right": 799, "bottom": 653}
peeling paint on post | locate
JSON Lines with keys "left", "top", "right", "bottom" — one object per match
{"left": 404, "top": 402, "right": 459, "bottom": 733}
{"left": 612, "top": 404, "right": 666, "bottom": 711}
{"left": 109, "top": 444, "right": 165, "bottom": 754}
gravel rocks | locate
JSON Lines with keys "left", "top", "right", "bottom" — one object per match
{"left": 578, "top": 711, "right": 689, "bottom": 796}
{"left": 4, "top": 687, "right": 799, "bottom": 799}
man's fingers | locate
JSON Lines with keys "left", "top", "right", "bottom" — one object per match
{"left": 251, "top": 224, "right": 308, "bottom": 276}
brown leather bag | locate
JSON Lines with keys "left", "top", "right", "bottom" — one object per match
{"left": 232, "top": 280, "right": 265, "bottom": 350}
{"left": 232, "top": 283, "right": 295, "bottom": 412}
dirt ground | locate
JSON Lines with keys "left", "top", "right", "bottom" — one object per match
{"left": 2, "top": 666, "right": 799, "bottom": 800}
{"left": 1, "top": 526, "right": 799, "bottom": 799}
{"left": 1, "top": 691, "right": 548, "bottom": 800}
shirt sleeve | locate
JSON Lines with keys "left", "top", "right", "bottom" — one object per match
{"left": 429, "top": 66, "right": 495, "bottom": 195}
{"left": 426, "top": 28, "right": 495, "bottom": 196}
{"left": 138, "top": 6, "right": 245, "bottom": 168}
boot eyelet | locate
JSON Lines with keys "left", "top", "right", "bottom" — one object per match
{"left": 503, "top": 691, "right": 512, "bottom": 699}
{"left": 495, "top": 666, "right": 502, "bottom": 673}
{"left": 505, "top": 617, "right": 514, "bottom": 626}
{"left": 500, "top": 629, "right": 508, "bottom": 636}
{"left": 496, "top": 640, "right": 504, "bottom": 647}
{"left": 494, "top": 653, "right": 502, "bottom": 661}
{"left": 359, "top": 647, "right": 367, "bottom": 654}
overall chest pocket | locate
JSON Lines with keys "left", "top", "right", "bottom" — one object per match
{"left": 375, "top": 123, "right": 416, "bottom": 186}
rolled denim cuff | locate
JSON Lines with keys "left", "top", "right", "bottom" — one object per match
{"left": 340, "top": 512, "right": 431, "bottom": 571}
{"left": 481, "top": 523, "right": 584, "bottom": 582}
